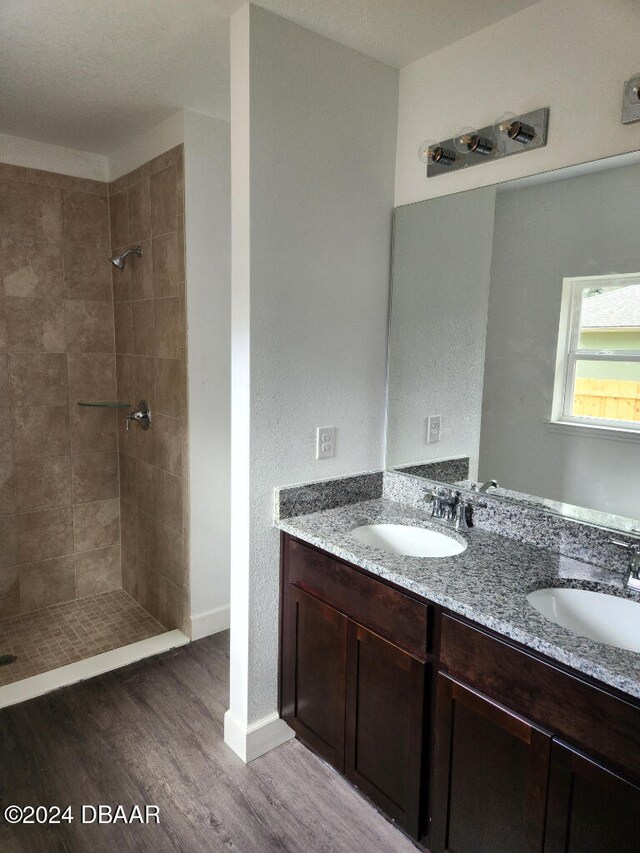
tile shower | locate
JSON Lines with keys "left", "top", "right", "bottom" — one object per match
{"left": 0, "top": 146, "right": 189, "bottom": 687}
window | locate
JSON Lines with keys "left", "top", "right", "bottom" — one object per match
{"left": 552, "top": 273, "right": 640, "bottom": 431}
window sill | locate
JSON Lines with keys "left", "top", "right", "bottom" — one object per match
{"left": 545, "top": 419, "right": 640, "bottom": 444}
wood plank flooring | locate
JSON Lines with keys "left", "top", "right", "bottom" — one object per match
{"left": 0, "top": 631, "right": 417, "bottom": 852}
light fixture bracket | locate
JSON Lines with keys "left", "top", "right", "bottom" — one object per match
{"left": 622, "top": 74, "right": 640, "bottom": 124}
{"left": 426, "top": 107, "right": 549, "bottom": 178}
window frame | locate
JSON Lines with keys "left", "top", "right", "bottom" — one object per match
{"left": 551, "top": 272, "right": 640, "bottom": 433}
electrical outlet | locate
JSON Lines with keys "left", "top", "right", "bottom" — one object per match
{"left": 316, "top": 426, "right": 334, "bottom": 459}
{"left": 427, "top": 415, "right": 441, "bottom": 444}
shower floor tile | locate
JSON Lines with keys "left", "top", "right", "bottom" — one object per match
{"left": 0, "top": 589, "right": 165, "bottom": 687}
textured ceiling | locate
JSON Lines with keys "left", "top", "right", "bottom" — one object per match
{"left": 0, "top": 0, "right": 541, "bottom": 154}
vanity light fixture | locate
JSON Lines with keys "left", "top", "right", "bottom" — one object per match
{"left": 453, "top": 126, "right": 494, "bottom": 156}
{"left": 418, "top": 139, "right": 456, "bottom": 167}
{"left": 420, "top": 107, "right": 549, "bottom": 178}
{"left": 493, "top": 112, "right": 536, "bottom": 145}
{"left": 622, "top": 74, "right": 640, "bottom": 124}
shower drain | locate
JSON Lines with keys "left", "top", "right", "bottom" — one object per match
{"left": 0, "top": 654, "right": 17, "bottom": 666}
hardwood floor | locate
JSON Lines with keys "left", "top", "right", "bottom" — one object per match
{"left": 0, "top": 632, "right": 417, "bottom": 852}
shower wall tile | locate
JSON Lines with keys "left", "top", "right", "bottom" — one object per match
{"left": 113, "top": 302, "right": 133, "bottom": 354}
{"left": 154, "top": 297, "right": 181, "bottom": 358}
{"left": 17, "top": 506, "right": 74, "bottom": 564}
{"left": 0, "top": 298, "right": 6, "bottom": 351}
{"left": 135, "top": 418, "right": 157, "bottom": 466}
{"left": 61, "top": 191, "right": 110, "bottom": 250}
{"left": 15, "top": 455, "right": 72, "bottom": 512}
{"left": 2, "top": 239, "right": 63, "bottom": 298}
{"left": 69, "top": 405, "right": 117, "bottom": 453}
{"left": 0, "top": 462, "right": 17, "bottom": 516}
{"left": 129, "top": 239, "right": 153, "bottom": 298}
{"left": 120, "top": 505, "right": 136, "bottom": 554}
{"left": 67, "top": 353, "right": 116, "bottom": 402}
{"left": 156, "top": 522, "right": 183, "bottom": 587}
{"left": 136, "top": 510, "right": 156, "bottom": 566}
{"left": 118, "top": 453, "right": 138, "bottom": 506}
{"left": 150, "top": 166, "right": 178, "bottom": 237}
{"left": 155, "top": 358, "right": 181, "bottom": 416}
{"left": 12, "top": 405, "right": 70, "bottom": 459}
{"left": 137, "top": 461, "right": 158, "bottom": 518}
{"left": 0, "top": 352, "right": 9, "bottom": 401}
{"left": 109, "top": 190, "right": 129, "bottom": 248}
{"left": 0, "top": 515, "right": 18, "bottom": 567}
{"left": 76, "top": 544, "right": 121, "bottom": 598}
{"left": 0, "top": 163, "right": 121, "bottom": 620}
{"left": 111, "top": 145, "right": 188, "bottom": 634}
{"left": 152, "top": 232, "right": 179, "bottom": 297}
{"left": 64, "top": 300, "right": 115, "bottom": 353}
{"left": 0, "top": 181, "right": 62, "bottom": 243}
{"left": 0, "top": 566, "right": 19, "bottom": 619}
{"left": 116, "top": 354, "right": 135, "bottom": 402}
{"left": 73, "top": 497, "right": 120, "bottom": 552}
{"left": 9, "top": 352, "right": 68, "bottom": 405}
{"left": 63, "top": 245, "right": 113, "bottom": 301}
{"left": 132, "top": 299, "right": 154, "bottom": 355}
{"left": 71, "top": 451, "right": 118, "bottom": 504}
{"left": 134, "top": 355, "right": 156, "bottom": 412}
{"left": 6, "top": 297, "right": 66, "bottom": 352}
{"left": 159, "top": 576, "right": 185, "bottom": 631}
{"left": 157, "top": 469, "right": 182, "bottom": 533}
{"left": 19, "top": 555, "right": 76, "bottom": 613}
{"left": 155, "top": 414, "right": 182, "bottom": 475}
{"left": 128, "top": 178, "right": 151, "bottom": 243}
{"left": 0, "top": 407, "right": 12, "bottom": 460}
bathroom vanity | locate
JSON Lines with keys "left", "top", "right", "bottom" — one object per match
{"left": 276, "top": 478, "right": 640, "bottom": 852}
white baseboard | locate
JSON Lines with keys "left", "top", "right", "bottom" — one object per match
{"left": 190, "top": 604, "right": 230, "bottom": 640}
{"left": 0, "top": 630, "right": 189, "bottom": 710}
{"left": 223, "top": 709, "right": 295, "bottom": 763}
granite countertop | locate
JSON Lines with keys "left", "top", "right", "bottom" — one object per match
{"left": 277, "top": 497, "right": 640, "bottom": 700}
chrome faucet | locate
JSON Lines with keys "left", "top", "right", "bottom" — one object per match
{"left": 610, "top": 539, "right": 640, "bottom": 592}
{"left": 425, "top": 488, "right": 474, "bottom": 530}
{"left": 472, "top": 479, "right": 499, "bottom": 493}
{"left": 125, "top": 400, "right": 151, "bottom": 431}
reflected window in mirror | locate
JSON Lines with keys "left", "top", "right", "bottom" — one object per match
{"left": 553, "top": 273, "right": 640, "bottom": 431}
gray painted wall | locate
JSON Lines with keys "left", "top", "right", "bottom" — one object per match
{"left": 229, "top": 5, "right": 398, "bottom": 733}
{"left": 386, "top": 187, "right": 496, "bottom": 476}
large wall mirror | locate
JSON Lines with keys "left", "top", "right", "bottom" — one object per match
{"left": 386, "top": 152, "right": 640, "bottom": 530}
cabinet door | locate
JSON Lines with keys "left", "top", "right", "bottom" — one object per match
{"left": 430, "top": 674, "right": 551, "bottom": 853}
{"left": 544, "top": 740, "right": 640, "bottom": 853}
{"left": 344, "top": 622, "right": 427, "bottom": 839}
{"left": 280, "top": 586, "right": 348, "bottom": 770}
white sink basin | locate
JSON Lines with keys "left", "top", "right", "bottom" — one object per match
{"left": 350, "top": 523, "right": 466, "bottom": 558}
{"left": 527, "top": 587, "right": 640, "bottom": 653}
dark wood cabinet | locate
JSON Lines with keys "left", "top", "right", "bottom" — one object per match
{"left": 544, "top": 741, "right": 640, "bottom": 853}
{"left": 280, "top": 585, "right": 348, "bottom": 769}
{"left": 430, "top": 674, "right": 550, "bottom": 853}
{"left": 345, "top": 622, "right": 427, "bottom": 838}
{"left": 279, "top": 534, "right": 640, "bottom": 851}
{"left": 280, "top": 534, "right": 429, "bottom": 838}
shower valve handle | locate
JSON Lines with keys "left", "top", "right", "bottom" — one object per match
{"left": 125, "top": 401, "right": 151, "bottom": 431}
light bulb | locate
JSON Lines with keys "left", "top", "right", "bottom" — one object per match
{"left": 453, "top": 126, "right": 494, "bottom": 156}
{"left": 418, "top": 139, "right": 456, "bottom": 167}
{"left": 493, "top": 111, "right": 535, "bottom": 144}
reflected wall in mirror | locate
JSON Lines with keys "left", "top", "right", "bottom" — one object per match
{"left": 386, "top": 153, "right": 640, "bottom": 526}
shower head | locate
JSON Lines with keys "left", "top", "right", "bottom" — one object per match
{"left": 110, "top": 246, "right": 142, "bottom": 271}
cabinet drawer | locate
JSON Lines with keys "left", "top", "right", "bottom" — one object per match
{"left": 440, "top": 614, "right": 640, "bottom": 783}
{"left": 284, "top": 536, "right": 429, "bottom": 660}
